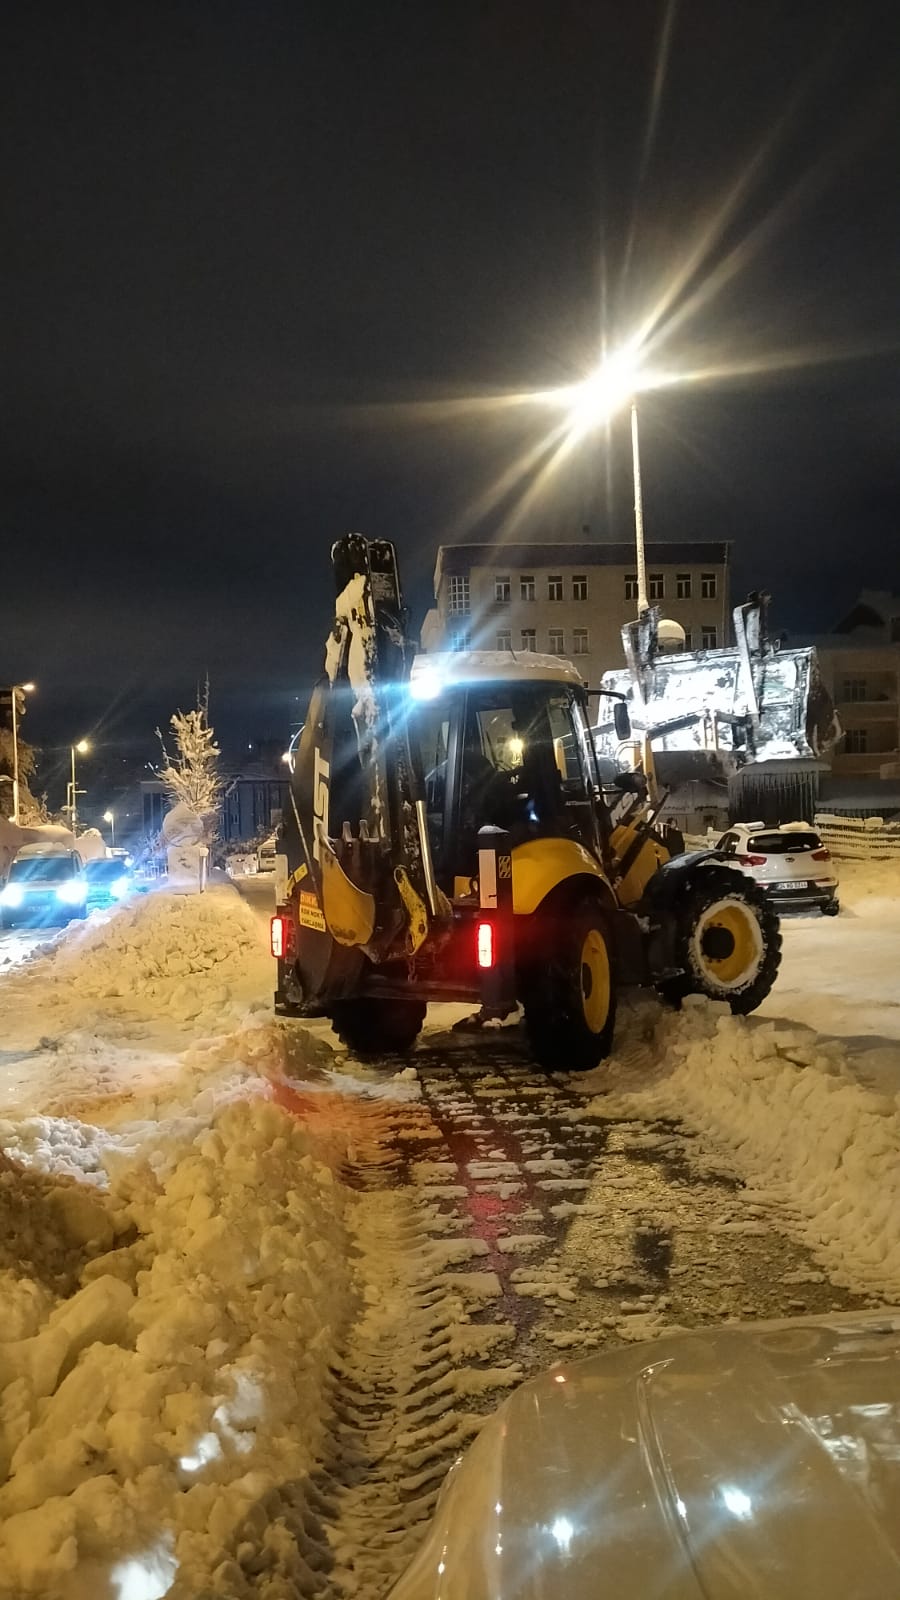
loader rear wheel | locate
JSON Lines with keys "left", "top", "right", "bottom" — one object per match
{"left": 523, "top": 897, "right": 617, "bottom": 1073}
{"left": 662, "top": 867, "right": 781, "bottom": 1015}
{"left": 331, "top": 997, "right": 426, "bottom": 1058}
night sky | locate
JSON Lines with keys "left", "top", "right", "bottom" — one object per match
{"left": 3, "top": 0, "right": 900, "bottom": 785}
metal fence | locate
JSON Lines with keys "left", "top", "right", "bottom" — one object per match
{"left": 814, "top": 813, "right": 900, "bottom": 860}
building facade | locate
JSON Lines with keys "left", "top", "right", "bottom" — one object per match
{"left": 421, "top": 540, "right": 731, "bottom": 684}
{"left": 809, "top": 592, "right": 900, "bottom": 786}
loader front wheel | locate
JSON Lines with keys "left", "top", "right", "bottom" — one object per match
{"left": 663, "top": 867, "right": 781, "bottom": 1015}
{"left": 523, "top": 897, "right": 617, "bottom": 1073}
{"left": 331, "top": 997, "right": 426, "bottom": 1058}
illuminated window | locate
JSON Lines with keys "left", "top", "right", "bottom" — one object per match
{"left": 701, "top": 572, "right": 717, "bottom": 599}
{"left": 676, "top": 573, "right": 692, "bottom": 599}
{"left": 494, "top": 575, "right": 510, "bottom": 603}
{"left": 701, "top": 624, "right": 717, "bottom": 649}
{"left": 649, "top": 573, "right": 664, "bottom": 600}
{"left": 624, "top": 574, "right": 638, "bottom": 601}
{"left": 448, "top": 575, "right": 470, "bottom": 614}
{"left": 572, "top": 627, "right": 589, "bottom": 655}
{"left": 548, "top": 627, "right": 564, "bottom": 654}
{"left": 573, "top": 574, "right": 588, "bottom": 600}
{"left": 496, "top": 628, "right": 512, "bottom": 650}
{"left": 520, "top": 627, "right": 537, "bottom": 651}
{"left": 520, "top": 575, "right": 535, "bottom": 601}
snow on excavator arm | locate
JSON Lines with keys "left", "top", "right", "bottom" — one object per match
{"left": 285, "top": 536, "right": 446, "bottom": 982}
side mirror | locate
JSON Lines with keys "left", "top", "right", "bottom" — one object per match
{"left": 613, "top": 701, "right": 632, "bottom": 740}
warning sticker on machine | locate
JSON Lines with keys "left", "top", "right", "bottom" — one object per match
{"left": 299, "top": 891, "right": 326, "bottom": 932}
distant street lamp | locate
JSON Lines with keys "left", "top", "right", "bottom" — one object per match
{"left": 69, "top": 739, "right": 90, "bottom": 835}
{"left": 8, "top": 681, "right": 36, "bottom": 826}
{"left": 103, "top": 808, "right": 115, "bottom": 846}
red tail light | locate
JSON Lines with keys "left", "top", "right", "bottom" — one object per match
{"left": 738, "top": 854, "right": 767, "bottom": 867}
{"left": 271, "top": 915, "right": 288, "bottom": 960}
{"left": 476, "top": 920, "right": 495, "bottom": 969}
{"left": 811, "top": 848, "right": 831, "bottom": 861}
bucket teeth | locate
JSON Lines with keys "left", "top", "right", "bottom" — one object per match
{"left": 342, "top": 821, "right": 354, "bottom": 843}
{"left": 359, "top": 820, "right": 370, "bottom": 842}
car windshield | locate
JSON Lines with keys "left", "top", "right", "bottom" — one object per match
{"left": 750, "top": 833, "right": 822, "bottom": 854}
{"left": 9, "top": 856, "right": 75, "bottom": 882}
{"left": 84, "top": 860, "right": 127, "bottom": 881}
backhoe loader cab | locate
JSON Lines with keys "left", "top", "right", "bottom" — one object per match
{"left": 272, "top": 537, "right": 781, "bottom": 1072}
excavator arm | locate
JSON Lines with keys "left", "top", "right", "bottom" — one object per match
{"left": 278, "top": 536, "right": 448, "bottom": 1013}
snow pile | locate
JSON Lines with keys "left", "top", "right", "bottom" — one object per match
{"left": 16, "top": 888, "right": 272, "bottom": 1025}
{"left": 0, "top": 1093, "right": 351, "bottom": 1597}
{"left": 585, "top": 1001, "right": 900, "bottom": 1301}
{"left": 836, "top": 856, "right": 900, "bottom": 909}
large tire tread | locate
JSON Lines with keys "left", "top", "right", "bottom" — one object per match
{"left": 663, "top": 865, "right": 782, "bottom": 1015}
{"left": 523, "top": 894, "right": 617, "bottom": 1073}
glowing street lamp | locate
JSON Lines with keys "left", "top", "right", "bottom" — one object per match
{"left": 8, "top": 681, "right": 36, "bottom": 826}
{"left": 557, "top": 344, "right": 656, "bottom": 616}
{"left": 103, "top": 808, "right": 115, "bottom": 847}
{"left": 69, "top": 739, "right": 90, "bottom": 835}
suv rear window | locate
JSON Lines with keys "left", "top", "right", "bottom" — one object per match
{"left": 750, "top": 833, "right": 821, "bottom": 854}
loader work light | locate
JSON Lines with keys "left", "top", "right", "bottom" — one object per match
{"left": 476, "top": 920, "right": 495, "bottom": 969}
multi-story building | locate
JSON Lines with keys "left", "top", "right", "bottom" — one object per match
{"left": 420, "top": 540, "right": 731, "bottom": 684}
{"left": 809, "top": 591, "right": 900, "bottom": 786}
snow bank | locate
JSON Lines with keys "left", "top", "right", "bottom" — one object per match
{"left": 584, "top": 1001, "right": 900, "bottom": 1301}
{"left": 836, "top": 856, "right": 900, "bottom": 910}
{"left": 0, "top": 1091, "right": 350, "bottom": 1597}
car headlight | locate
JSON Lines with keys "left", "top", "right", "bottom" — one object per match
{"left": 0, "top": 884, "right": 24, "bottom": 908}
{"left": 110, "top": 876, "right": 130, "bottom": 899}
{"left": 56, "top": 879, "right": 87, "bottom": 905}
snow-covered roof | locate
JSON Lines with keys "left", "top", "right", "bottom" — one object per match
{"left": 411, "top": 650, "right": 585, "bottom": 693}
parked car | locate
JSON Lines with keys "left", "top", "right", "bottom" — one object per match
{"left": 715, "top": 821, "right": 840, "bottom": 914}
{"left": 389, "top": 1311, "right": 900, "bottom": 1600}
{"left": 256, "top": 833, "right": 277, "bottom": 874}
{"left": 0, "top": 848, "right": 88, "bottom": 928}
{"left": 83, "top": 857, "right": 134, "bottom": 911}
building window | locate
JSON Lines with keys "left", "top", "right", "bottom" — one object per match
{"left": 572, "top": 627, "right": 589, "bottom": 656}
{"left": 573, "top": 574, "right": 588, "bottom": 601}
{"left": 683, "top": 629, "right": 693, "bottom": 651}
{"left": 845, "top": 728, "right": 869, "bottom": 753}
{"left": 701, "top": 572, "right": 717, "bottom": 600}
{"left": 451, "top": 628, "right": 472, "bottom": 652}
{"left": 649, "top": 573, "right": 664, "bottom": 600}
{"left": 548, "top": 627, "right": 564, "bottom": 654}
{"left": 624, "top": 574, "right": 638, "bottom": 601}
{"left": 520, "top": 628, "right": 537, "bottom": 652}
{"left": 496, "top": 629, "right": 512, "bottom": 651}
{"left": 844, "top": 678, "right": 868, "bottom": 702}
{"left": 494, "top": 575, "right": 510, "bottom": 603}
{"left": 701, "top": 625, "right": 717, "bottom": 649}
{"left": 520, "top": 575, "right": 535, "bottom": 601}
{"left": 448, "top": 574, "right": 470, "bottom": 614}
{"left": 676, "top": 573, "right": 692, "bottom": 599}
{"left": 548, "top": 574, "right": 563, "bottom": 601}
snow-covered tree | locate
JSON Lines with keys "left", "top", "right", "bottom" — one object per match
{"left": 156, "top": 686, "right": 222, "bottom": 840}
{"left": 0, "top": 729, "right": 45, "bottom": 823}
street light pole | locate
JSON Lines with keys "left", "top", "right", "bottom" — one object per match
{"left": 630, "top": 400, "right": 648, "bottom": 617}
{"left": 8, "top": 682, "right": 35, "bottom": 826}
{"left": 104, "top": 809, "right": 115, "bottom": 846}
{"left": 70, "top": 739, "right": 89, "bottom": 835}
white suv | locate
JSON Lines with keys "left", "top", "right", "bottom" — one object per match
{"left": 716, "top": 822, "right": 840, "bottom": 915}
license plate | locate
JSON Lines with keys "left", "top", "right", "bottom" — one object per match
{"left": 775, "top": 880, "right": 808, "bottom": 891}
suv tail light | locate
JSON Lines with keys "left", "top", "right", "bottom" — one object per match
{"left": 271, "top": 915, "right": 291, "bottom": 960}
{"left": 811, "top": 848, "right": 831, "bottom": 861}
{"left": 738, "top": 854, "right": 767, "bottom": 867}
{"left": 476, "top": 920, "right": 495, "bottom": 969}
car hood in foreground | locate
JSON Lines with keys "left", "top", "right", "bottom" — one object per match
{"left": 389, "top": 1311, "right": 900, "bottom": 1600}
